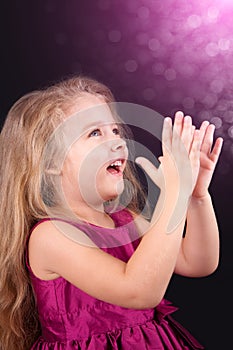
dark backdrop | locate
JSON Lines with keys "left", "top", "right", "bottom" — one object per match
{"left": 1, "top": 1, "right": 232, "bottom": 349}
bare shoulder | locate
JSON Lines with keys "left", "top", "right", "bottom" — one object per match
{"left": 28, "top": 220, "right": 63, "bottom": 280}
{"left": 28, "top": 219, "right": 96, "bottom": 280}
{"left": 27, "top": 217, "right": 159, "bottom": 308}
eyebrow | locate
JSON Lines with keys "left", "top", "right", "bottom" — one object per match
{"left": 80, "top": 121, "right": 119, "bottom": 133}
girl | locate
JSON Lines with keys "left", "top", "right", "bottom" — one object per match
{"left": 0, "top": 76, "right": 223, "bottom": 350}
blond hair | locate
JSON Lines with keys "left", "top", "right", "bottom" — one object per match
{"left": 0, "top": 76, "right": 148, "bottom": 349}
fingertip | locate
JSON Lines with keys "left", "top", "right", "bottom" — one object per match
{"left": 135, "top": 156, "right": 142, "bottom": 163}
{"left": 175, "top": 110, "right": 184, "bottom": 117}
{"left": 135, "top": 157, "right": 144, "bottom": 166}
{"left": 217, "top": 137, "right": 224, "bottom": 145}
{"left": 201, "top": 120, "right": 210, "bottom": 127}
{"left": 164, "top": 117, "right": 171, "bottom": 124}
{"left": 158, "top": 156, "right": 163, "bottom": 163}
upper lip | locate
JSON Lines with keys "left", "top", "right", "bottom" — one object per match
{"left": 106, "top": 158, "right": 126, "bottom": 172}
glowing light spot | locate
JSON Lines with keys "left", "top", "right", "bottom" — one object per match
{"left": 228, "top": 125, "right": 233, "bottom": 138}
{"left": 205, "top": 42, "right": 219, "bottom": 57}
{"left": 164, "top": 68, "right": 176, "bottom": 81}
{"left": 202, "top": 93, "right": 218, "bottom": 108}
{"left": 217, "top": 100, "right": 229, "bottom": 112}
{"left": 198, "top": 110, "right": 211, "bottom": 121}
{"left": 210, "top": 79, "right": 224, "bottom": 94}
{"left": 152, "top": 62, "right": 165, "bottom": 75}
{"left": 223, "top": 110, "right": 233, "bottom": 123}
{"left": 143, "top": 88, "right": 156, "bottom": 101}
{"left": 148, "top": 38, "right": 160, "bottom": 51}
{"left": 207, "top": 6, "right": 219, "bottom": 21}
{"left": 125, "top": 60, "right": 138, "bottom": 72}
{"left": 218, "top": 38, "right": 231, "bottom": 51}
{"left": 210, "top": 117, "right": 222, "bottom": 129}
{"left": 108, "top": 30, "right": 122, "bottom": 43}
{"left": 182, "top": 97, "right": 195, "bottom": 109}
{"left": 160, "top": 30, "right": 174, "bottom": 45}
{"left": 187, "top": 15, "right": 202, "bottom": 29}
{"left": 137, "top": 6, "right": 150, "bottom": 19}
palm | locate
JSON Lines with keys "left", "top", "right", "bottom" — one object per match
{"left": 192, "top": 122, "right": 223, "bottom": 198}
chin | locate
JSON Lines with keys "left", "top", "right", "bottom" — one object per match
{"left": 97, "top": 177, "right": 124, "bottom": 199}
{"left": 101, "top": 186, "right": 125, "bottom": 202}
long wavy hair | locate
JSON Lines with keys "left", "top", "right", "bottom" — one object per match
{"left": 0, "top": 76, "right": 148, "bottom": 349}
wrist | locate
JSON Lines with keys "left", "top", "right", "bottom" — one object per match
{"left": 189, "top": 192, "right": 211, "bottom": 206}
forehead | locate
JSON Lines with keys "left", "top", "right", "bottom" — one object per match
{"left": 68, "top": 94, "right": 117, "bottom": 130}
{"left": 60, "top": 94, "right": 118, "bottom": 144}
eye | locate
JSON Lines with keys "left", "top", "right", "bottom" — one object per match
{"left": 112, "top": 127, "right": 120, "bottom": 135}
{"left": 89, "top": 129, "right": 101, "bottom": 137}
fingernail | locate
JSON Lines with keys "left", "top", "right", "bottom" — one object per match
{"left": 175, "top": 111, "right": 184, "bottom": 118}
{"left": 135, "top": 157, "right": 143, "bottom": 165}
{"left": 184, "top": 115, "right": 191, "bottom": 122}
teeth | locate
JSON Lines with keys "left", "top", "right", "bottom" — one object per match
{"left": 110, "top": 160, "right": 122, "bottom": 167}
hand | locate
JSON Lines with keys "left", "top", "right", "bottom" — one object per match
{"left": 136, "top": 112, "right": 201, "bottom": 197}
{"left": 191, "top": 121, "right": 223, "bottom": 199}
{"left": 136, "top": 112, "right": 201, "bottom": 232}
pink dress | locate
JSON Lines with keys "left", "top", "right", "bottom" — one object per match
{"left": 27, "top": 208, "right": 204, "bottom": 349}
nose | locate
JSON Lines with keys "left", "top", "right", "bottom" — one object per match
{"left": 110, "top": 138, "right": 127, "bottom": 152}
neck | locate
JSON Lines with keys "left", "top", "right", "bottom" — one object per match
{"left": 71, "top": 201, "right": 115, "bottom": 229}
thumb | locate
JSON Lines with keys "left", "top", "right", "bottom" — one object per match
{"left": 135, "top": 156, "right": 163, "bottom": 188}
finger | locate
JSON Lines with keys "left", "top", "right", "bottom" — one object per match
{"left": 189, "top": 130, "right": 201, "bottom": 186}
{"left": 173, "top": 111, "right": 184, "bottom": 137}
{"left": 189, "top": 129, "right": 201, "bottom": 163}
{"left": 199, "top": 120, "right": 210, "bottom": 148}
{"left": 172, "top": 111, "right": 184, "bottom": 150}
{"left": 162, "top": 117, "right": 172, "bottom": 156}
{"left": 189, "top": 125, "right": 196, "bottom": 152}
{"left": 180, "top": 115, "right": 193, "bottom": 153}
{"left": 209, "top": 137, "right": 224, "bottom": 164}
{"left": 200, "top": 124, "right": 215, "bottom": 155}
{"left": 135, "top": 156, "right": 162, "bottom": 186}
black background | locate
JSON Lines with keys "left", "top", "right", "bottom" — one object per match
{"left": 1, "top": 1, "right": 232, "bottom": 349}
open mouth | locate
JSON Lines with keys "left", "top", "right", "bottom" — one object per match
{"left": 106, "top": 159, "right": 125, "bottom": 175}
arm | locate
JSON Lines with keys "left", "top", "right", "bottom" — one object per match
{"left": 29, "top": 116, "right": 199, "bottom": 310}
{"left": 174, "top": 121, "right": 223, "bottom": 277}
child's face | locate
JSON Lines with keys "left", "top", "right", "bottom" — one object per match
{"left": 61, "top": 94, "right": 128, "bottom": 209}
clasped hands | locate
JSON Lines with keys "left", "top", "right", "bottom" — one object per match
{"left": 136, "top": 111, "right": 223, "bottom": 228}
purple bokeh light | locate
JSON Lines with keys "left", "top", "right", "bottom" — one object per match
{"left": 8, "top": 0, "right": 233, "bottom": 173}
{"left": 87, "top": 0, "right": 233, "bottom": 173}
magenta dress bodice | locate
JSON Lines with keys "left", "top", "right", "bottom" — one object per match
{"left": 27, "top": 208, "right": 204, "bottom": 349}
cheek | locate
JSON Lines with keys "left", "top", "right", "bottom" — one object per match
{"left": 67, "top": 142, "right": 109, "bottom": 188}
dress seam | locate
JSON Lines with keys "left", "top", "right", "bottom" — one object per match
{"left": 52, "top": 279, "right": 67, "bottom": 339}
{"left": 39, "top": 316, "right": 156, "bottom": 344}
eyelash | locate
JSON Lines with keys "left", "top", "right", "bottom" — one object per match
{"left": 88, "top": 128, "right": 120, "bottom": 137}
